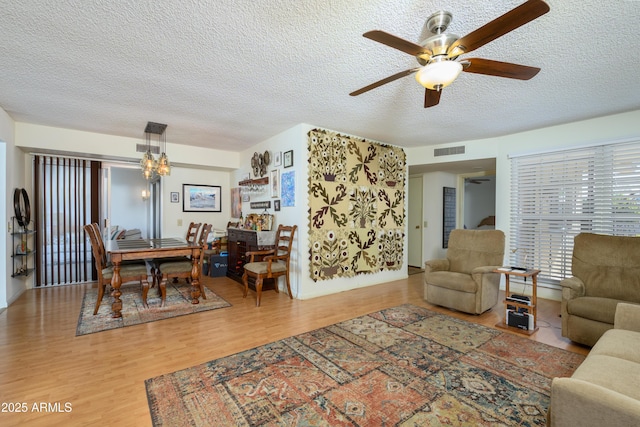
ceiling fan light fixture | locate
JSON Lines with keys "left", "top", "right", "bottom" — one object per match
{"left": 351, "top": 1, "right": 549, "bottom": 105}
{"left": 415, "top": 59, "right": 462, "bottom": 90}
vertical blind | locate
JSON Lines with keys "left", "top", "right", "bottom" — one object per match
{"left": 35, "top": 156, "right": 99, "bottom": 286}
{"left": 510, "top": 139, "right": 640, "bottom": 285}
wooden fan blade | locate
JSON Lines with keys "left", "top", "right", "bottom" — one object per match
{"left": 363, "top": 30, "right": 426, "bottom": 56}
{"left": 424, "top": 89, "right": 441, "bottom": 108}
{"left": 448, "top": 0, "right": 550, "bottom": 56}
{"left": 463, "top": 58, "right": 540, "bottom": 80}
{"left": 350, "top": 68, "right": 419, "bottom": 96}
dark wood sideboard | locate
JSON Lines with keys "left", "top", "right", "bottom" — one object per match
{"left": 226, "top": 228, "right": 276, "bottom": 290}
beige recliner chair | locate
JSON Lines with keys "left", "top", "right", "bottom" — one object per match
{"left": 424, "top": 229, "right": 505, "bottom": 314}
{"left": 560, "top": 232, "right": 640, "bottom": 347}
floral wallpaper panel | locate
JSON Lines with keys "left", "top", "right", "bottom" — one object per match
{"left": 308, "top": 128, "right": 406, "bottom": 281}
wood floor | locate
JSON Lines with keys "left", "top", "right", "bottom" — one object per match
{"left": 0, "top": 273, "right": 589, "bottom": 427}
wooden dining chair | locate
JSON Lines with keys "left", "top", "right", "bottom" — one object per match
{"left": 186, "top": 221, "right": 202, "bottom": 244}
{"left": 155, "top": 224, "right": 212, "bottom": 305}
{"left": 90, "top": 222, "right": 140, "bottom": 266}
{"left": 151, "top": 221, "right": 202, "bottom": 281}
{"left": 185, "top": 223, "right": 210, "bottom": 284}
{"left": 84, "top": 224, "right": 151, "bottom": 314}
{"left": 89, "top": 223, "right": 108, "bottom": 267}
{"left": 242, "top": 224, "right": 297, "bottom": 307}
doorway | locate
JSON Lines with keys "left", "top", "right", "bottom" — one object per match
{"left": 461, "top": 174, "right": 496, "bottom": 230}
{"left": 101, "top": 163, "right": 161, "bottom": 240}
{"left": 407, "top": 158, "right": 497, "bottom": 265}
{"left": 408, "top": 176, "right": 423, "bottom": 268}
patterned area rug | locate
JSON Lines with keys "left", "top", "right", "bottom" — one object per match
{"left": 76, "top": 281, "right": 230, "bottom": 336}
{"left": 145, "top": 304, "right": 584, "bottom": 426}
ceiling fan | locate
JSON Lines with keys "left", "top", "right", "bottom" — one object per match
{"left": 465, "top": 177, "right": 491, "bottom": 184}
{"left": 350, "top": 0, "right": 550, "bottom": 108}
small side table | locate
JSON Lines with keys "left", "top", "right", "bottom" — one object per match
{"left": 494, "top": 268, "right": 540, "bottom": 335}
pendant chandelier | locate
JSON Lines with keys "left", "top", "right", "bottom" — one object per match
{"left": 141, "top": 121, "right": 171, "bottom": 179}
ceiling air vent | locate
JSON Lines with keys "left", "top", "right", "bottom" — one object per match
{"left": 434, "top": 146, "right": 465, "bottom": 157}
{"left": 136, "top": 143, "right": 159, "bottom": 154}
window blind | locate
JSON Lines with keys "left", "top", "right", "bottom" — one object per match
{"left": 34, "top": 156, "right": 99, "bottom": 286}
{"left": 510, "top": 139, "right": 640, "bottom": 285}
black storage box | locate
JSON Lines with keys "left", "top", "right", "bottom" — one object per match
{"left": 209, "top": 254, "right": 228, "bottom": 277}
{"left": 507, "top": 309, "right": 534, "bottom": 330}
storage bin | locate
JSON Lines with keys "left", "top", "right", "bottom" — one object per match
{"left": 209, "top": 254, "right": 228, "bottom": 277}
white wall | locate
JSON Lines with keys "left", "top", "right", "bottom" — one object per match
{"left": 0, "top": 137, "right": 7, "bottom": 309}
{"left": 231, "top": 125, "right": 307, "bottom": 298}
{"left": 161, "top": 166, "right": 232, "bottom": 237}
{"left": 1, "top": 106, "right": 30, "bottom": 308}
{"left": 15, "top": 122, "right": 240, "bottom": 171}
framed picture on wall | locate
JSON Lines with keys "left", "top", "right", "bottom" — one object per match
{"left": 443, "top": 187, "right": 456, "bottom": 248}
{"left": 281, "top": 170, "right": 295, "bottom": 207}
{"left": 170, "top": 192, "right": 179, "bottom": 203}
{"left": 283, "top": 150, "right": 293, "bottom": 168}
{"left": 183, "top": 184, "right": 221, "bottom": 212}
{"left": 231, "top": 188, "right": 241, "bottom": 218}
{"left": 273, "top": 151, "right": 282, "bottom": 167}
{"left": 270, "top": 169, "right": 279, "bottom": 198}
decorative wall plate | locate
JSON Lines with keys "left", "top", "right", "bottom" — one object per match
{"left": 250, "top": 151, "right": 270, "bottom": 177}
{"left": 251, "top": 151, "right": 271, "bottom": 178}
{"left": 14, "top": 188, "right": 31, "bottom": 227}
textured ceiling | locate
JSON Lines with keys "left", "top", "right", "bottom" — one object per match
{"left": 1, "top": 0, "right": 639, "bottom": 152}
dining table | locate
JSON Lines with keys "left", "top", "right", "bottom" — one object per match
{"left": 105, "top": 237, "right": 203, "bottom": 318}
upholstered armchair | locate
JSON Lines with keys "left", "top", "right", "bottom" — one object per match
{"left": 424, "top": 229, "right": 505, "bottom": 314}
{"left": 560, "top": 233, "right": 640, "bottom": 347}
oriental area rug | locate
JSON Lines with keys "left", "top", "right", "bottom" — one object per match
{"left": 76, "top": 281, "right": 230, "bottom": 336}
{"left": 145, "top": 304, "right": 584, "bottom": 426}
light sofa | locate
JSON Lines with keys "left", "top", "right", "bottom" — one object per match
{"left": 549, "top": 303, "right": 640, "bottom": 427}
{"left": 424, "top": 229, "right": 505, "bottom": 314}
{"left": 560, "top": 232, "right": 640, "bottom": 347}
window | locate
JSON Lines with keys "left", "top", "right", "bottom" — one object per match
{"left": 510, "top": 139, "right": 640, "bottom": 284}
